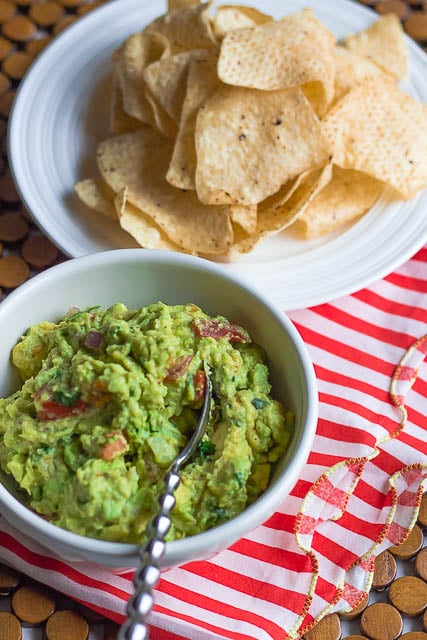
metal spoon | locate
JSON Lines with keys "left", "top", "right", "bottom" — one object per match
{"left": 118, "top": 366, "right": 212, "bottom": 640}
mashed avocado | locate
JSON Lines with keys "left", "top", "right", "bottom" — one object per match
{"left": 0, "top": 302, "right": 293, "bottom": 543}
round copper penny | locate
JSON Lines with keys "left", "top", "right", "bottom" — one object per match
{"left": 415, "top": 546, "right": 427, "bottom": 581}
{"left": 372, "top": 551, "right": 397, "bottom": 591}
{"left": 360, "top": 603, "right": 403, "bottom": 640}
{"left": 2, "top": 51, "right": 33, "bottom": 80}
{"left": 0, "top": 612, "right": 21, "bottom": 640}
{"left": 0, "top": 171, "right": 20, "bottom": 204}
{"left": 53, "top": 14, "right": 77, "bottom": 34}
{"left": 404, "top": 13, "right": 427, "bottom": 41}
{"left": 0, "top": 90, "right": 16, "bottom": 117}
{"left": 21, "top": 234, "right": 59, "bottom": 268}
{"left": 375, "top": 0, "right": 409, "bottom": 18}
{"left": 2, "top": 15, "right": 36, "bottom": 42}
{"left": 0, "top": 36, "right": 14, "bottom": 61}
{"left": 0, "top": 0, "right": 16, "bottom": 24}
{"left": 58, "top": 0, "right": 84, "bottom": 5}
{"left": 389, "top": 524, "right": 423, "bottom": 559}
{"left": 0, "top": 211, "right": 29, "bottom": 242}
{"left": 12, "top": 583, "right": 56, "bottom": 625}
{"left": 341, "top": 593, "right": 369, "bottom": 620}
{"left": 400, "top": 634, "right": 427, "bottom": 640}
{"left": 303, "top": 613, "right": 341, "bottom": 640}
{"left": 388, "top": 576, "right": 427, "bottom": 616}
{"left": 26, "top": 35, "right": 51, "bottom": 57}
{"left": 45, "top": 610, "right": 89, "bottom": 640}
{"left": 29, "top": 1, "right": 64, "bottom": 27}
{"left": 0, "top": 255, "right": 30, "bottom": 288}
{"left": 0, "top": 563, "right": 22, "bottom": 595}
{"left": 418, "top": 493, "right": 427, "bottom": 529}
{"left": 77, "top": 1, "right": 102, "bottom": 15}
{"left": 0, "top": 71, "right": 11, "bottom": 97}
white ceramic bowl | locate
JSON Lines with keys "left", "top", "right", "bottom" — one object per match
{"left": 0, "top": 249, "right": 317, "bottom": 569}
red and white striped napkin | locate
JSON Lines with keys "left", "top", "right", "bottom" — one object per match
{"left": 0, "top": 247, "right": 426, "bottom": 640}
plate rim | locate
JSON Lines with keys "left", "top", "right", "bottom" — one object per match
{"left": 7, "top": 0, "right": 427, "bottom": 310}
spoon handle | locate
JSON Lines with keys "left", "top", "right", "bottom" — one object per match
{"left": 118, "top": 467, "right": 180, "bottom": 640}
{"left": 119, "top": 367, "right": 212, "bottom": 640}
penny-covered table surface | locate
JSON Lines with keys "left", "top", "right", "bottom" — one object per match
{"left": 0, "top": 1, "right": 426, "bottom": 639}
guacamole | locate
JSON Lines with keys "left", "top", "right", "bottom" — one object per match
{"left": 0, "top": 302, "right": 293, "bottom": 543}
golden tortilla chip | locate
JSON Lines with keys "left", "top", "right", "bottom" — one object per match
{"left": 143, "top": 51, "right": 195, "bottom": 123}
{"left": 145, "top": 3, "right": 217, "bottom": 54}
{"left": 230, "top": 204, "right": 257, "bottom": 235}
{"left": 227, "top": 163, "right": 333, "bottom": 258}
{"left": 323, "top": 77, "right": 427, "bottom": 200}
{"left": 114, "top": 187, "right": 186, "bottom": 251}
{"left": 114, "top": 32, "right": 170, "bottom": 126}
{"left": 110, "top": 68, "right": 143, "bottom": 134}
{"left": 195, "top": 85, "right": 331, "bottom": 205}
{"left": 332, "top": 45, "right": 387, "bottom": 107}
{"left": 212, "top": 5, "right": 271, "bottom": 40}
{"left": 344, "top": 14, "right": 407, "bottom": 80}
{"left": 217, "top": 8, "right": 336, "bottom": 116}
{"left": 96, "top": 128, "right": 233, "bottom": 255}
{"left": 166, "top": 50, "right": 219, "bottom": 190}
{"left": 74, "top": 178, "right": 117, "bottom": 220}
{"left": 145, "top": 89, "right": 178, "bottom": 139}
{"left": 296, "top": 166, "right": 384, "bottom": 238}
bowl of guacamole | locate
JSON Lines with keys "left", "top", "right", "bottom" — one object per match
{"left": 0, "top": 250, "right": 317, "bottom": 569}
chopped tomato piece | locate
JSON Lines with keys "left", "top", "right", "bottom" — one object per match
{"left": 99, "top": 430, "right": 127, "bottom": 461}
{"left": 193, "top": 369, "right": 206, "bottom": 401}
{"left": 37, "top": 398, "right": 90, "bottom": 421}
{"left": 86, "top": 380, "right": 112, "bottom": 408}
{"left": 193, "top": 318, "right": 249, "bottom": 343}
{"left": 164, "top": 354, "right": 193, "bottom": 382}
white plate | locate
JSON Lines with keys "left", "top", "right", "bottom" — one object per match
{"left": 8, "top": 0, "right": 427, "bottom": 310}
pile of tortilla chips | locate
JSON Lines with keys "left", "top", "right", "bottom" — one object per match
{"left": 75, "top": 1, "right": 427, "bottom": 258}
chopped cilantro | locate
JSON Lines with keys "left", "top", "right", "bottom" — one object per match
{"left": 53, "top": 390, "right": 80, "bottom": 407}
{"left": 199, "top": 440, "right": 216, "bottom": 458}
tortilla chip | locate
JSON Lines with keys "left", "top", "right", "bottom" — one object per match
{"left": 212, "top": 5, "right": 271, "bottom": 40}
{"left": 296, "top": 166, "right": 384, "bottom": 238}
{"left": 332, "top": 45, "right": 387, "bottom": 107}
{"left": 166, "top": 50, "right": 219, "bottom": 190}
{"left": 96, "top": 128, "right": 233, "bottom": 255}
{"left": 217, "top": 8, "right": 336, "bottom": 116}
{"left": 195, "top": 85, "right": 331, "bottom": 205}
{"left": 145, "top": 3, "right": 217, "bottom": 54}
{"left": 323, "top": 77, "right": 427, "bottom": 200}
{"left": 344, "top": 14, "right": 408, "bottom": 80}
{"left": 143, "top": 51, "right": 195, "bottom": 122}
{"left": 145, "top": 89, "right": 178, "bottom": 139}
{"left": 110, "top": 69, "right": 143, "bottom": 134}
{"left": 74, "top": 178, "right": 117, "bottom": 219}
{"left": 230, "top": 204, "right": 257, "bottom": 235}
{"left": 227, "top": 163, "right": 333, "bottom": 258}
{"left": 114, "top": 187, "right": 186, "bottom": 251}
{"left": 115, "top": 32, "right": 170, "bottom": 125}
{"left": 143, "top": 48, "right": 214, "bottom": 127}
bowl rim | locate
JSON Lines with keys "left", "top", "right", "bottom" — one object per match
{"left": 0, "top": 248, "right": 318, "bottom": 563}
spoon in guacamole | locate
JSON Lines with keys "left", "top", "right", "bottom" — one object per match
{"left": 119, "top": 365, "right": 212, "bottom": 640}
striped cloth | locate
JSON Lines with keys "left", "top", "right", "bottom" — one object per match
{"left": 0, "top": 247, "right": 426, "bottom": 640}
